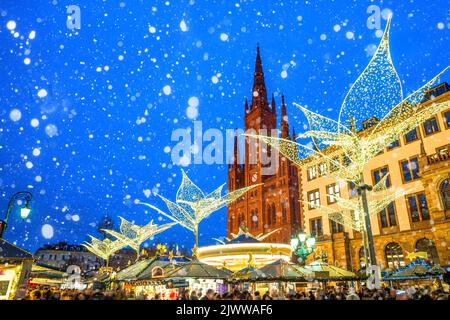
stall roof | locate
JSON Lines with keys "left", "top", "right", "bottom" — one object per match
{"left": 232, "top": 259, "right": 312, "bottom": 282}
{"left": 0, "top": 239, "right": 33, "bottom": 261}
{"left": 115, "top": 256, "right": 189, "bottom": 282}
{"left": 165, "top": 259, "right": 231, "bottom": 279}
{"left": 305, "top": 260, "right": 360, "bottom": 281}
{"left": 383, "top": 259, "right": 446, "bottom": 281}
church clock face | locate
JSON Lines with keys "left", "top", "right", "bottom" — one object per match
{"left": 251, "top": 172, "right": 258, "bottom": 182}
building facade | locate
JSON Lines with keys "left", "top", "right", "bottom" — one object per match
{"left": 227, "top": 47, "right": 301, "bottom": 243}
{"left": 35, "top": 242, "right": 103, "bottom": 272}
{"left": 301, "top": 82, "right": 450, "bottom": 271}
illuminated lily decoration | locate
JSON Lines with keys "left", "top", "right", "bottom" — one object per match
{"left": 102, "top": 217, "right": 176, "bottom": 258}
{"left": 305, "top": 175, "right": 410, "bottom": 232}
{"left": 253, "top": 18, "right": 448, "bottom": 179}
{"left": 141, "top": 169, "right": 260, "bottom": 250}
{"left": 82, "top": 236, "right": 126, "bottom": 267}
{"left": 248, "top": 17, "right": 449, "bottom": 281}
{"left": 250, "top": 16, "right": 449, "bottom": 205}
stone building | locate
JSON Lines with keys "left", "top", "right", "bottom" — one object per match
{"left": 35, "top": 242, "right": 102, "bottom": 272}
{"left": 227, "top": 46, "right": 301, "bottom": 243}
{"left": 300, "top": 82, "right": 450, "bottom": 271}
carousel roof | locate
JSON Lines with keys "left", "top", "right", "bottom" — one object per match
{"left": 227, "top": 234, "right": 261, "bottom": 244}
{"left": 383, "top": 259, "right": 446, "bottom": 281}
{"left": 305, "top": 260, "right": 359, "bottom": 280}
{"left": 224, "top": 224, "right": 281, "bottom": 244}
{"left": 0, "top": 239, "right": 33, "bottom": 261}
{"left": 165, "top": 259, "right": 232, "bottom": 279}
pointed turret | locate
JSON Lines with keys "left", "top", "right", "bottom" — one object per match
{"left": 245, "top": 98, "right": 249, "bottom": 114}
{"left": 271, "top": 94, "right": 276, "bottom": 113}
{"left": 250, "top": 45, "right": 269, "bottom": 111}
{"left": 280, "top": 95, "right": 290, "bottom": 138}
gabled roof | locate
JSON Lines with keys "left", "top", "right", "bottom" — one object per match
{"left": 165, "top": 259, "right": 231, "bottom": 279}
{"left": 305, "top": 260, "right": 360, "bottom": 280}
{"left": 0, "top": 239, "right": 34, "bottom": 260}
{"left": 383, "top": 258, "right": 446, "bottom": 280}
{"left": 115, "top": 256, "right": 189, "bottom": 281}
{"left": 231, "top": 259, "right": 312, "bottom": 281}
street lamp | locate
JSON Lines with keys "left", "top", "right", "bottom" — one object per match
{"left": 356, "top": 181, "right": 381, "bottom": 289}
{"left": 291, "top": 230, "right": 315, "bottom": 265}
{"left": 0, "top": 191, "right": 33, "bottom": 239}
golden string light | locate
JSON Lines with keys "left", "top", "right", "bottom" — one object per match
{"left": 102, "top": 217, "right": 176, "bottom": 257}
{"left": 82, "top": 236, "right": 126, "bottom": 266}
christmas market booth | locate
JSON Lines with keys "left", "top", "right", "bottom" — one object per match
{"left": 0, "top": 239, "right": 33, "bottom": 300}
{"left": 383, "top": 259, "right": 447, "bottom": 289}
{"left": 28, "top": 263, "right": 66, "bottom": 288}
{"left": 152, "top": 259, "right": 232, "bottom": 298}
{"left": 112, "top": 255, "right": 189, "bottom": 296}
{"left": 230, "top": 259, "right": 313, "bottom": 294}
{"left": 304, "top": 260, "right": 362, "bottom": 289}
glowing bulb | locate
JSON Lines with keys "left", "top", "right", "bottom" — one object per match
{"left": 20, "top": 205, "right": 31, "bottom": 219}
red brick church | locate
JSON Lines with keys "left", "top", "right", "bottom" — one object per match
{"left": 227, "top": 46, "right": 301, "bottom": 243}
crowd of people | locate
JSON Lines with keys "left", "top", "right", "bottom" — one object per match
{"left": 22, "top": 284, "right": 449, "bottom": 300}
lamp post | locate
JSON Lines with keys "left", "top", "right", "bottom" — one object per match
{"left": 357, "top": 179, "right": 381, "bottom": 289}
{"left": 0, "top": 191, "right": 33, "bottom": 239}
{"left": 290, "top": 230, "right": 316, "bottom": 266}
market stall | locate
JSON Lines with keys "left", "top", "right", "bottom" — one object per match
{"left": 0, "top": 239, "right": 34, "bottom": 300}
{"left": 230, "top": 259, "right": 313, "bottom": 294}
{"left": 28, "top": 263, "right": 66, "bottom": 288}
{"left": 304, "top": 260, "right": 362, "bottom": 290}
{"left": 160, "top": 259, "right": 232, "bottom": 297}
{"left": 383, "top": 259, "right": 446, "bottom": 289}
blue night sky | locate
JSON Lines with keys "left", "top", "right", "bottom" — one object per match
{"left": 0, "top": 0, "right": 449, "bottom": 253}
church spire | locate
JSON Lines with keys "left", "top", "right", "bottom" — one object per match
{"left": 233, "top": 129, "right": 240, "bottom": 167}
{"left": 251, "top": 45, "right": 269, "bottom": 111}
{"left": 280, "top": 95, "right": 290, "bottom": 138}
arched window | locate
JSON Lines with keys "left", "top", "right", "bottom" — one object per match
{"left": 281, "top": 202, "right": 287, "bottom": 223}
{"left": 267, "top": 205, "right": 272, "bottom": 225}
{"left": 271, "top": 203, "right": 276, "bottom": 225}
{"left": 440, "top": 179, "right": 450, "bottom": 211}
{"left": 358, "top": 247, "right": 366, "bottom": 269}
{"left": 385, "top": 242, "right": 405, "bottom": 269}
{"left": 415, "top": 238, "right": 440, "bottom": 265}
